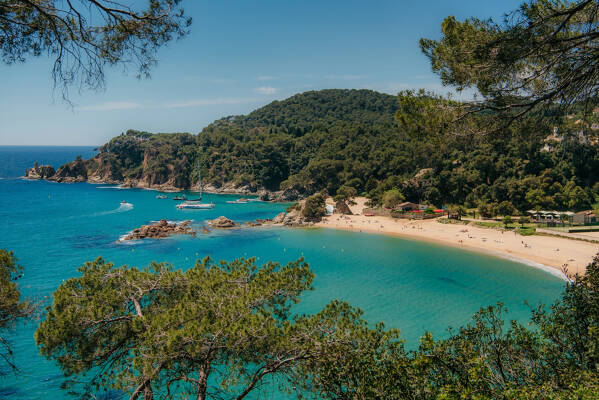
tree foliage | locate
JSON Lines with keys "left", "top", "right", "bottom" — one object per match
{"left": 54, "top": 90, "right": 599, "bottom": 211}
{"left": 0, "top": 249, "right": 36, "bottom": 374}
{"left": 420, "top": 0, "right": 599, "bottom": 131}
{"left": 302, "top": 193, "right": 326, "bottom": 221}
{"left": 36, "top": 257, "right": 322, "bottom": 399}
{"left": 0, "top": 0, "right": 191, "bottom": 98}
{"left": 35, "top": 254, "right": 599, "bottom": 399}
{"left": 382, "top": 189, "right": 405, "bottom": 209}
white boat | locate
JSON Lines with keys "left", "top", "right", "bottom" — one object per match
{"left": 176, "top": 159, "right": 214, "bottom": 210}
{"left": 177, "top": 202, "right": 215, "bottom": 209}
{"left": 226, "top": 198, "right": 249, "bottom": 204}
{"left": 156, "top": 194, "right": 167, "bottom": 199}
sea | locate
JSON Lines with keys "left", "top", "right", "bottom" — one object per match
{"left": 0, "top": 146, "right": 566, "bottom": 399}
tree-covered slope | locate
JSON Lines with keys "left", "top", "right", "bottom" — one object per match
{"left": 31, "top": 89, "right": 599, "bottom": 211}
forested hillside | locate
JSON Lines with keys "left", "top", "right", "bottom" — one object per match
{"left": 36, "top": 89, "right": 599, "bottom": 211}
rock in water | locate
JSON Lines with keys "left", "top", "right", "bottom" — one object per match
{"left": 25, "top": 163, "right": 56, "bottom": 180}
{"left": 121, "top": 220, "right": 195, "bottom": 241}
{"left": 207, "top": 216, "right": 236, "bottom": 228}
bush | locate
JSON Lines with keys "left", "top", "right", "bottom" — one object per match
{"left": 302, "top": 193, "right": 326, "bottom": 221}
{"left": 334, "top": 185, "right": 358, "bottom": 204}
{"left": 382, "top": 189, "right": 405, "bottom": 209}
{"left": 518, "top": 216, "right": 530, "bottom": 224}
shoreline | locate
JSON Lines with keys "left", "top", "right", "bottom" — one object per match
{"left": 316, "top": 214, "right": 597, "bottom": 278}
{"left": 317, "top": 225, "right": 570, "bottom": 281}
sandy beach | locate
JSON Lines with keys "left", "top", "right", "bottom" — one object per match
{"left": 317, "top": 198, "right": 598, "bottom": 277}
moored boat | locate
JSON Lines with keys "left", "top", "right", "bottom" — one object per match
{"left": 176, "top": 158, "right": 215, "bottom": 210}
{"left": 176, "top": 202, "right": 215, "bottom": 209}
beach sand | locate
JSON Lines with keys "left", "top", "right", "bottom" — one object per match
{"left": 318, "top": 198, "right": 598, "bottom": 277}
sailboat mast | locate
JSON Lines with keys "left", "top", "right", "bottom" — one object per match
{"left": 198, "top": 159, "right": 202, "bottom": 200}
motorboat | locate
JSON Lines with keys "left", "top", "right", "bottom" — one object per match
{"left": 173, "top": 194, "right": 187, "bottom": 200}
{"left": 156, "top": 194, "right": 167, "bottom": 199}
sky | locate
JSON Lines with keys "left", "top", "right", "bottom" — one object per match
{"left": 0, "top": 0, "right": 523, "bottom": 146}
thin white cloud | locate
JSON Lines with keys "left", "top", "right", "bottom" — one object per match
{"left": 256, "top": 75, "right": 278, "bottom": 81}
{"left": 78, "top": 101, "right": 142, "bottom": 111}
{"left": 78, "top": 98, "right": 258, "bottom": 111}
{"left": 254, "top": 86, "right": 278, "bottom": 95}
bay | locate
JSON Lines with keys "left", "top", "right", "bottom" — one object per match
{"left": 0, "top": 147, "right": 565, "bottom": 399}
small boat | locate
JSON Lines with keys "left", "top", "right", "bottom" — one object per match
{"left": 176, "top": 202, "right": 215, "bottom": 209}
{"left": 120, "top": 201, "right": 133, "bottom": 207}
{"left": 226, "top": 198, "right": 249, "bottom": 204}
{"left": 173, "top": 194, "right": 187, "bottom": 201}
{"left": 156, "top": 195, "right": 167, "bottom": 199}
{"left": 175, "top": 158, "right": 215, "bottom": 210}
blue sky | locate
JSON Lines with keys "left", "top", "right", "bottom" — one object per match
{"left": 0, "top": 0, "right": 522, "bottom": 145}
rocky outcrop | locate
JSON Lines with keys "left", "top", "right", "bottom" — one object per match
{"left": 207, "top": 216, "right": 236, "bottom": 228}
{"left": 50, "top": 157, "right": 88, "bottom": 183}
{"left": 25, "top": 162, "right": 55, "bottom": 180}
{"left": 121, "top": 219, "right": 195, "bottom": 241}
{"left": 335, "top": 200, "right": 353, "bottom": 215}
{"left": 86, "top": 154, "right": 123, "bottom": 184}
{"left": 201, "top": 182, "right": 258, "bottom": 195}
{"left": 272, "top": 212, "right": 286, "bottom": 224}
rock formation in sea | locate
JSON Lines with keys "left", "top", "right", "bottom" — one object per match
{"left": 25, "top": 162, "right": 55, "bottom": 180}
{"left": 207, "top": 216, "right": 237, "bottom": 228}
{"left": 121, "top": 220, "right": 195, "bottom": 241}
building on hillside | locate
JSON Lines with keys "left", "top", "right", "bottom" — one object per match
{"left": 572, "top": 210, "right": 597, "bottom": 225}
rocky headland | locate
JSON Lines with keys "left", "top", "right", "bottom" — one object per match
{"left": 120, "top": 220, "right": 196, "bottom": 241}
{"left": 25, "top": 157, "right": 304, "bottom": 202}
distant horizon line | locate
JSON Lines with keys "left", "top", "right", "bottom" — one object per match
{"left": 0, "top": 144, "right": 100, "bottom": 147}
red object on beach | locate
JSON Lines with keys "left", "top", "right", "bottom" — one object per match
{"left": 434, "top": 209, "right": 444, "bottom": 213}
{"left": 412, "top": 210, "right": 423, "bottom": 213}
{"left": 364, "top": 213, "right": 375, "bottom": 217}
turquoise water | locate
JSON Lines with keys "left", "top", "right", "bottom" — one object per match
{"left": 0, "top": 147, "right": 566, "bottom": 399}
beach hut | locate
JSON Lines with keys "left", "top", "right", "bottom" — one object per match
{"left": 573, "top": 210, "right": 597, "bottom": 225}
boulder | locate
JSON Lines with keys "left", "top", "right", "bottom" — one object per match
{"left": 258, "top": 190, "right": 270, "bottom": 201}
{"left": 208, "top": 216, "right": 236, "bottom": 228}
{"left": 121, "top": 219, "right": 195, "bottom": 241}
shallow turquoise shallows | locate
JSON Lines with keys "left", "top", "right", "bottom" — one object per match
{"left": 0, "top": 147, "right": 565, "bottom": 399}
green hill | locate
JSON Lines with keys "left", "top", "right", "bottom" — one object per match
{"left": 33, "top": 89, "right": 599, "bottom": 212}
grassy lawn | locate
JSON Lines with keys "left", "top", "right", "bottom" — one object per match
{"left": 472, "top": 221, "right": 537, "bottom": 235}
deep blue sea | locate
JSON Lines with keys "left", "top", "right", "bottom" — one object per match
{"left": 0, "top": 146, "right": 565, "bottom": 399}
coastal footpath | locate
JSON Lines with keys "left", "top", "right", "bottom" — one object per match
{"left": 317, "top": 198, "right": 598, "bottom": 277}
